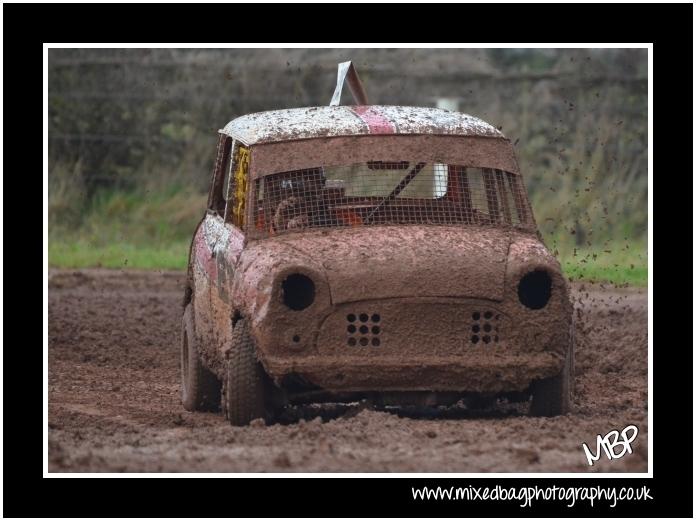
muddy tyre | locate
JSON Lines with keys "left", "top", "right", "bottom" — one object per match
{"left": 529, "top": 323, "right": 575, "bottom": 417}
{"left": 181, "top": 304, "right": 221, "bottom": 412}
{"left": 223, "top": 319, "right": 280, "bottom": 426}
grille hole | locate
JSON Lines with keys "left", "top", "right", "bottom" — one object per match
{"left": 347, "top": 337, "right": 357, "bottom": 346}
{"left": 483, "top": 335, "right": 491, "bottom": 344}
{"left": 347, "top": 324, "right": 356, "bottom": 333}
{"left": 483, "top": 323, "right": 492, "bottom": 332}
{"left": 292, "top": 335, "right": 300, "bottom": 343}
{"left": 472, "top": 324, "right": 480, "bottom": 333}
{"left": 347, "top": 314, "right": 356, "bottom": 322}
{"left": 359, "top": 337, "right": 369, "bottom": 346}
{"left": 371, "top": 338, "right": 380, "bottom": 347}
{"left": 359, "top": 325, "right": 369, "bottom": 334}
{"left": 484, "top": 311, "right": 493, "bottom": 319}
{"left": 371, "top": 325, "right": 380, "bottom": 334}
{"left": 359, "top": 313, "right": 369, "bottom": 322}
{"left": 472, "top": 312, "right": 480, "bottom": 321}
{"left": 371, "top": 314, "right": 381, "bottom": 323}
{"left": 471, "top": 335, "right": 479, "bottom": 344}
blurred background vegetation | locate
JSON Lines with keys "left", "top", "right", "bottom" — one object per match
{"left": 48, "top": 48, "right": 648, "bottom": 284}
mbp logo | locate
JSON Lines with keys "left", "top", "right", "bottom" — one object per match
{"left": 582, "top": 425, "right": 639, "bottom": 466}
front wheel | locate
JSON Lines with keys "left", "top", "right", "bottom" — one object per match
{"left": 529, "top": 322, "right": 575, "bottom": 417}
{"left": 181, "top": 304, "right": 221, "bottom": 412}
{"left": 222, "top": 319, "right": 282, "bottom": 426}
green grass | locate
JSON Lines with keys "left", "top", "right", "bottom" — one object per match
{"left": 48, "top": 237, "right": 648, "bottom": 286}
{"left": 49, "top": 186, "right": 204, "bottom": 271}
{"left": 555, "top": 242, "right": 648, "bottom": 286}
{"left": 49, "top": 240, "right": 190, "bottom": 270}
{"left": 562, "top": 262, "right": 647, "bottom": 286}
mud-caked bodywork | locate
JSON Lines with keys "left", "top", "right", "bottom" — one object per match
{"left": 182, "top": 104, "right": 574, "bottom": 424}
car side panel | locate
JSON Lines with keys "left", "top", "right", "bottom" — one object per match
{"left": 190, "top": 213, "right": 221, "bottom": 374}
{"left": 209, "top": 218, "right": 245, "bottom": 365}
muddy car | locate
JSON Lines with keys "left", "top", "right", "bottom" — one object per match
{"left": 181, "top": 66, "right": 574, "bottom": 426}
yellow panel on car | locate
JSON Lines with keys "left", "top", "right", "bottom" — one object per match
{"left": 232, "top": 145, "right": 249, "bottom": 227}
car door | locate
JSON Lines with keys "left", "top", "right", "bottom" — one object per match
{"left": 191, "top": 133, "right": 233, "bottom": 355}
{"left": 208, "top": 140, "right": 249, "bottom": 356}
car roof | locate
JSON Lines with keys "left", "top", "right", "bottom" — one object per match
{"left": 221, "top": 105, "right": 504, "bottom": 146}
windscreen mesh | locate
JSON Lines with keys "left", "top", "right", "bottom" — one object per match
{"left": 250, "top": 162, "right": 534, "bottom": 236}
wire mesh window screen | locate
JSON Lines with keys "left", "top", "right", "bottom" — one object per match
{"left": 251, "top": 162, "right": 534, "bottom": 236}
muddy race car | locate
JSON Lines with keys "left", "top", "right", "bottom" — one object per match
{"left": 181, "top": 63, "right": 574, "bottom": 425}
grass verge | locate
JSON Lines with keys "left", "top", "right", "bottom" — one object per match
{"left": 49, "top": 240, "right": 190, "bottom": 271}
{"left": 562, "top": 262, "right": 647, "bottom": 287}
{"left": 49, "top": 238, "right": 647, "bottom": 286}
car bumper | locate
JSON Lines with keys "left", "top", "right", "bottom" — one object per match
{"left": 255, "top": 297, "right": 570, "bottom": 393}
{"left": 261, "top": 353, "right": 563, "bottom": 393}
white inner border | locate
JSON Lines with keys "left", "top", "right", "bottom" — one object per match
{"left": 43, "top": 43, "right": 652, "bottom": 479}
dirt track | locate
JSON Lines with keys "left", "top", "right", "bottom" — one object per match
{"left": 48, "top": 269, "right": 648, "bottom": 473}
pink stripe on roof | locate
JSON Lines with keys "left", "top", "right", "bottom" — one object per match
{"left": 350, "top": 106, "right": 396, "bottom": 134}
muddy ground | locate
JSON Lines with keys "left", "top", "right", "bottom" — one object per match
{"left": 48, "top": 269, "right": 648, "bottom": 472}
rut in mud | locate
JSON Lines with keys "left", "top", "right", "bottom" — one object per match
{"left": 48, "top": 269, "right": 648, "bottom": 472}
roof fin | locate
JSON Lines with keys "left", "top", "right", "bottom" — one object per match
{"left": 329, "top": 61, "right": 369, "bottom": 106}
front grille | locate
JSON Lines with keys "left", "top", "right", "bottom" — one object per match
{"left": 346, "top": 312, "right": 382, "bottom": 347}
{"left": 319, "top": 301, "right": 510, "bottom": 356}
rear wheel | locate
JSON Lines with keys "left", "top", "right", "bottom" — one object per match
{"left": 223, "top": 319, "right": 282, "bottom": 426}
{"left": 529, "top": 322, "right": 575, "bottom": 417}
{"left": 181, "top": 304, "right": 221, "bottom": 411}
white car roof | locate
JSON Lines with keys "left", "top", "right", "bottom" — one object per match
{"left": 221, "top": 105, "right": 504, "bottom": 145}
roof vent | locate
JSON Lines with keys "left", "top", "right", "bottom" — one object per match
{"left": 330, "top": 61, "right": 369, "bottom": 107}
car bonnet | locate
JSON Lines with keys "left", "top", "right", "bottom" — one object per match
{"left": 272, "top": 225, "right": 511, "bottom": 303}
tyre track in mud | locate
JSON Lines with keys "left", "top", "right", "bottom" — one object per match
{"left": 48, "top": 269, "right": 648, "bottom": 472}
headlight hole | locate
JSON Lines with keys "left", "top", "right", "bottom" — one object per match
{"left": 518, "top": 270, "right": 552, "bottom": 310}
{"left": 282, "top": 274, "right": 315, "bottom": 310}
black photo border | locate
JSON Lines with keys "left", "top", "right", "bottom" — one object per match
{"left": 6, "top": 2, "right": 691, "bottom": 518}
